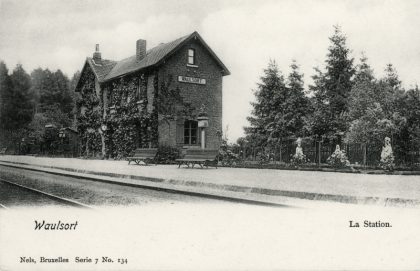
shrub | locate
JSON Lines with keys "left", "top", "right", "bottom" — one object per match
{"left": 379, "top": 145, "right": 395, "bottom": 171}
{"left": 218, "top": 148, "right": 241, "bottom": 166}
{"left": 379, "top": 154, "right": 395, "bottom": 171}
{"left": 154, "top": 145, "right": 180, "bottom": 164}
{"left": 290, "top": 152, "right": 308, "bottom": 166}
{"left": 327, "top": 146, "right": 350, "bottom": 168}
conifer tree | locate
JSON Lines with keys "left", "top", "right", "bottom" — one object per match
{"left": 284, "top": 60, "right": 309, "bottom": 137}
{"left": 325, "top": 25, "right": 355, "bottom": 115}
{"left": 30, "top": 68, "right": 74, "bottom": 128}
{"left": 306, "top": 67, "right": 330, "bottom": 139}
{"left": 245, "top": 60, "right": 287, "bottom": 146}
{"left": 0, "top": 61, "right": 13, "bottom": 132}
{"left": 6, "top": 64, "right": 34, "bottom": 131}
{"left": 383, "top": 63, "right": 402, "bottom": 90}
{"left": 308, "top": 25, "right": 355, "bottom": 142}
{"left": 348, "top": 54, "right": 376, "bottom": 121}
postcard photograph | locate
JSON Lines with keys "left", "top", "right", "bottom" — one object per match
{"left": 0, "top": 0, "right": 420, "bottom": 270}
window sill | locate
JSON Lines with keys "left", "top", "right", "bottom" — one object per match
{"left": 187, "top": 64, "right": 199, "bottom": 68}
{"left": 182, "top": 145, "right": 201, "bottom": 148}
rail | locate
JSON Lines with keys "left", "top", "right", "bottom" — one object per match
{"left": 0, "top": 177, "right": 92, "bottom": 209}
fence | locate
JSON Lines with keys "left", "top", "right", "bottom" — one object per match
{"left": 233, "top": 140, "right": 420, "bottom": 167}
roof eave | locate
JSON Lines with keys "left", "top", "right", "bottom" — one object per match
{"left": 74, "top": 59, "right": 89, "bottom": 92}
{"left": 101, "top": 31, "right": 230, "bottom": 82}
{"left": 101, "top": 65, "right": 155, "bottom": 84}
{"left": 74, "top": 58, "right": 105, "bottom": 92}
{"left": 192, "top": 32, "right": 230, "bottom": 76}
{"left": 155, "top": 31, "right": 231, "bottom": 76}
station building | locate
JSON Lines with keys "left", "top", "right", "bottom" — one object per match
{"left": 74, "top": 31, "right": 230, "bottom": 157}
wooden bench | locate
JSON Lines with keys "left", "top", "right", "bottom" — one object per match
{"left": 0, "top": 148, "right": 7, "bottom": 155}
{"left": 176, "top": 149, "right": 219, "bottom": 168}
{"left": 127, "top": 148, "right": 158, "bottom": 165}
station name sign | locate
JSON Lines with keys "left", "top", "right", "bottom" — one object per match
{"left": 178, "top": 76, "right": 206, "bottom": 85}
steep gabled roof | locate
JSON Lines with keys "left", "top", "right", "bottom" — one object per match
{"left": 74, "top": 58, "right": 116, "bottom": 92}
{"left": 75, "top": 31, "right": 230, "bottom": 91}
{"left": 103, "top": 31, "right": 230, "bottom": 81}
{"left": 88, "top": 58, "right": 117, "bottom": 81}
{"left": 103, "top": 34, "right": 191, "bottom": 81}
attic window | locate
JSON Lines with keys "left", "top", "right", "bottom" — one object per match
{"left": 188, "top": 49, "right": 196, "bottom": 65}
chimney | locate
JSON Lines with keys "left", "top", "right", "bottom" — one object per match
{"left": 93, "top": 44, "right": 101, "bottom": 62}
{"left": 136, "top": 39, "right": 146, "bottom": 61}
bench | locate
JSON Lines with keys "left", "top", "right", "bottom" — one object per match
{"left": 0, "top": 148, "right": 6, "bottom": 155}
{"left": 176, "top": 149, "right": 219, "bottom": 168}
{"left": 127, "top": 148, "right": 158, "bottom": 165}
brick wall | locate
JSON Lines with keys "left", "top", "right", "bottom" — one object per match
{"left": 157, "top": 39, "right": 224, "bottom": 149}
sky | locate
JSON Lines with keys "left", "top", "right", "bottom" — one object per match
{"left": 1, "top": 0, "right": 419, "bottom": 142}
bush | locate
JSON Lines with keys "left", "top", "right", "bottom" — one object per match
{"left": 327, "top": 146, "right": 350, "bottom": 168}
{"left": 379, "top": 154, "right": 395, "bottom": 171}
{"left": 379, "top": 148, "right": 395, "bottom": 171}
{"left": 256, "top": 151, "right": 271, "bottom": 164}
{"left": 218, "top": 148, "right": 241, "bottom": 166}
{"left": 154, "top": 145, "right": 180, "bottom": 164}
{"left": 290, "top": 152, "right": 308, "bottom": 166}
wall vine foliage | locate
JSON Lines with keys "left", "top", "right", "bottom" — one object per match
{"left": 76, "top": 69, "right": 195, "bottom": 160}
{"left": 76, "top": 67, "right": 102, "bottom": 157}
{"left": 103, "top": 73, "right": 153, "bottom": 159}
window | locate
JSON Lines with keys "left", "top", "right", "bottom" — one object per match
{"left": 188, "top": 48, "right": 195, "bottom": 65}
{"left": 184, "top": 120, "right": 198, "bottom": 145}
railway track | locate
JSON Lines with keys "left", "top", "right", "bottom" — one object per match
{"left": 0, "top": 163, "right": 286, "bottom": 207}
{"left": 0, "top": 177, "right": 92, "bottom": 209}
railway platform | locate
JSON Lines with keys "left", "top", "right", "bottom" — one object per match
{"left": 0, "top": 155, "right": 419, "bottom": 207}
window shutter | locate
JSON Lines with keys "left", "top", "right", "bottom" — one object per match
{"left": 176, "top": 118, "right": 184, "bottom": 145}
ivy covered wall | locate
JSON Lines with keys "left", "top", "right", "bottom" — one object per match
{"left": 76, "top": 65, "right": 102, "bottom": 157}
{"left": 76, "top": 63, "right": 198, "bottom": 160}
{"left": 103, "top": 72, "right": 158, "bottom": 159}
{"left": 76, "top": 66, "right": 158, "bottom": 159}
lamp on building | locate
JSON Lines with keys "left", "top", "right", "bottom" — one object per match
{"left": 197, "top": 111, "right": 209, "bottom": 128}
{"left": 59, "top": 129, "right": 66, "bottom": 138}
{"left": 109, "top": 106, "right": 116, "bottom": 115}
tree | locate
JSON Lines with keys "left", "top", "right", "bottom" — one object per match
{"left": 69, "top": 70, "right": 81, "bottom": 93}
{"left": 383, "top": 63, "right": 402, "bottom": 91}
{"left": 55, "top": 70, "right": 74, "bottom": 115}
{"left": 29, "top": 68, "right": 75, "bottom": 132}
{"left": 346, "top": 58, "right": 406, "bottom": 147}
{"left": 245, "top": 59, "right": 309, "bottom": 151}
{"left": 308, "top": 25, "right": 355, "bottom": 142}
{"left": 284, "top": 60, "right": 309, "bottom": 137}
{"left": 0, "top": 64, "right": 34, "bottom": 151}
{"left": 324, "top": 25, "right": 355, "bottom": 115}
{"left": 245, "top": 60, "right": 287, "bottom": 146}
{"left": 0, "top": 61, "right": 14, "bottom": 146}
{"left": 6, "top": 64, "right": 34, "bottom": 131}
{"left": 403, "top": 86, "right": 420, "bottom": 147}
{"left": 0, "top": 62, "right": 13, "bottom": 130}
{"left": 306, "top": 67, "right": 338, "bottom": 140}
{"left": 30, "top": 68, "right": 44, "bottom": 113}
{"left": 392, "top": 85, "right": 420, "bottom": 163}
{"left": 347, "top": 54, "right": 376, "bottom": 121}
{"left": 36, "top": 69, "right": 73, "bottom": 116}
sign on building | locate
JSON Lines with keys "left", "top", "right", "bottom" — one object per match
{"left": 178, "top": 76, "right": 206, "bottom": 85}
